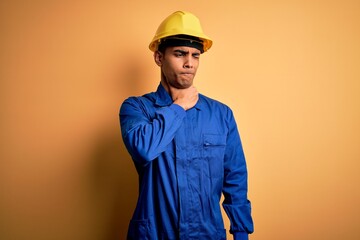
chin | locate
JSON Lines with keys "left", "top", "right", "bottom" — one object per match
{"left": 169, "top": 76, "right": 193, "bottom": 89}
{"left": 178, "top": 79, "right": 193, "bottom": 88}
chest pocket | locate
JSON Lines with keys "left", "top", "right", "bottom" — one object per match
{"left": 203, "top": 134, "right": 227, "bottom": 178}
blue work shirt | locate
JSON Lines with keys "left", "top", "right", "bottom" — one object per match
{"left": 120, "top": 83, "right": 254, "bottom": 240}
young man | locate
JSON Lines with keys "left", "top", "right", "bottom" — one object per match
{"left": 120, "top": 11, "right": 254, "bottom": 240}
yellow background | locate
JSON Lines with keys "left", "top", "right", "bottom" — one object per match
{"left": 1, "top": 0, "right": 359, "bottom": 239}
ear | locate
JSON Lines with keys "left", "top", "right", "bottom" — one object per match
{"left": 154, "top": 51, "right": 163, "bottom": 66}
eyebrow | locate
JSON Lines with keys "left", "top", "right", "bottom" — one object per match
{"left": 174, "top": 49, "right": 189, "bottom": 54}
{"left": 173, "top": 49, "right": 200, "bottom": 55}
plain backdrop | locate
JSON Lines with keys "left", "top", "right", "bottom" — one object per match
{"left": 1, "top": 0, "right": 359, "bottom": 239}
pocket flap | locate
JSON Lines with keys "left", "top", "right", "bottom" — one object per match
{"left": 203, "top": 134, "right": 226, "bottom": 147}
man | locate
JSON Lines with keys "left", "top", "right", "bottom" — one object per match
{"left": 119, "top": 11, "right": 254, "bottom": 240}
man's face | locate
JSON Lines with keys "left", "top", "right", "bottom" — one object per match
{"left": 155, "top": 46, "right": 201, "bottom": 89}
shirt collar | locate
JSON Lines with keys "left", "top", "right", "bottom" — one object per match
{"left": 154, "top": 83, "right": 203, "bottom": 110}
{"left": 154, "top": 83, "right": 173, "bottom": 107}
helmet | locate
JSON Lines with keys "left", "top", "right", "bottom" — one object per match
{"left": 149, "top": 11, "right": 213, "bottom": 52}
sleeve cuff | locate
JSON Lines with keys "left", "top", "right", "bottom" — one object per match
{"left": 169, "top": 103, "right": 186, "bottom": 117}
{"left": 233, "top": 231, "right": 249, "bottom": 240}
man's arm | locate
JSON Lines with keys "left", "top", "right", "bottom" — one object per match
{"left": 120, "top": 98, "right": 185, "bottom": 166}
{"left": 222, "top": 108, "right": 254, "bottom": 240}
{"left": 119, "top": 85, "right": 198, "bottom": 166}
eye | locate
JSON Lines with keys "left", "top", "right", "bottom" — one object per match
{"left": 174, "top": 52, "right": 185, "bottom": 57}
{"left": 193, "top": 53, "right": 200, "bottom": 59}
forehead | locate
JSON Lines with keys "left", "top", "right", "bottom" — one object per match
{"left": 165, "top": 46, "right": 201, "bottom": 54}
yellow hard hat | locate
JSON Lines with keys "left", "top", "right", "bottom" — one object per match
{"left": 149, "top": 11, "right": 213, "bottom": 52}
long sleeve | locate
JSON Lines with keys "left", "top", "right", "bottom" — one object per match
{"left": 119, "top": 97, "right": 186, "bottom": 166}
{"left": 222, "top": 109, "right": 254, "bottom": 239}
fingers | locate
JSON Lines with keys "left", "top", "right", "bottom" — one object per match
{"left": 172, "top": 86, "right": 199, "bottom": 110}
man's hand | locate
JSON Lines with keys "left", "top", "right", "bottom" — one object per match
{"left": 169, "top": 85, "right": 199, "bottom": 110}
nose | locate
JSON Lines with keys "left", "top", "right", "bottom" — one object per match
{"left": 183, "top": 55, "right": 193, "bottom": 69}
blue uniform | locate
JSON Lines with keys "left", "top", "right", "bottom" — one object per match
{"left": 120, "top": 83, "right": 254, "bottom": 240}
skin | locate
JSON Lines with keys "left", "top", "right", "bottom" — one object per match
{"left": 154, "top": 46, "right": 201, "bottom": 110}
